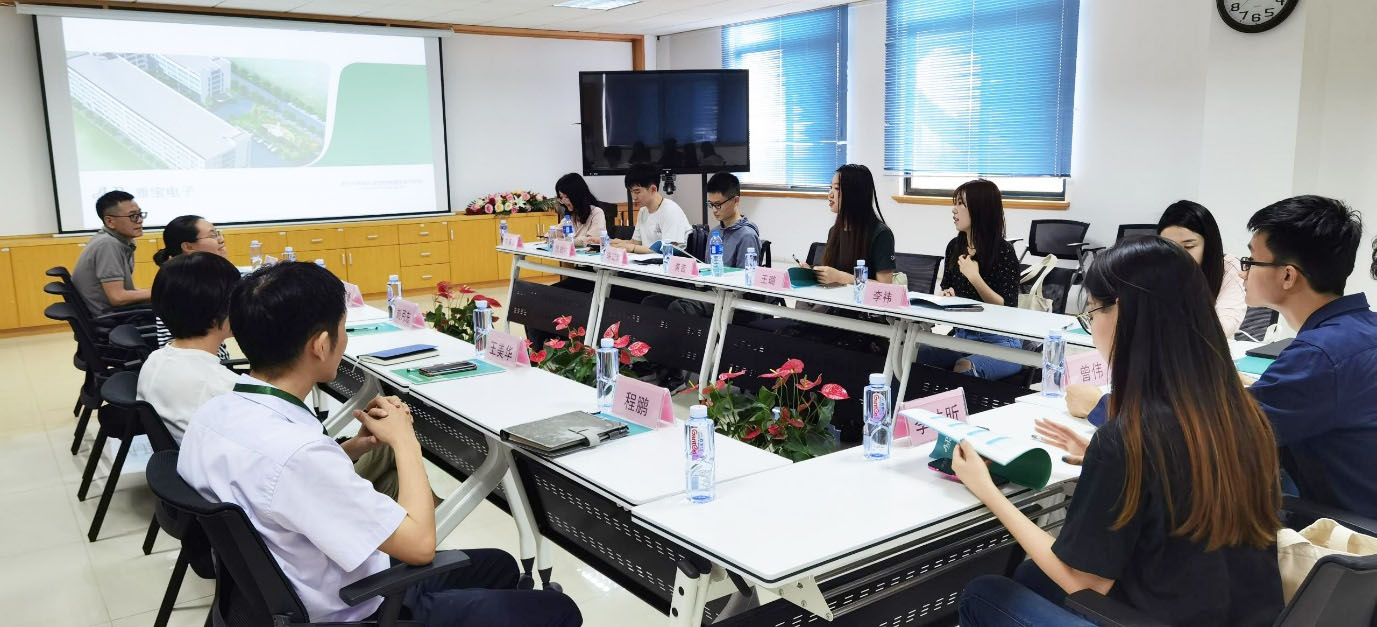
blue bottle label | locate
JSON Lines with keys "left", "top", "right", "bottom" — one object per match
{"left": 688, "top": 425, "right": 705, "bottom": 460}
{"left": 868, "top": 392, "right": 888, "bottom": 424}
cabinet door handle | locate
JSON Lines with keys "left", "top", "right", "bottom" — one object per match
{"left": 366, "top": 234, "right": 379, "bottom": 240}
{"left": 348, "top": 253, "right": 354, "bottom": 265}
{"left": 340, "top": 253, "right": 346, "bottom": 267}
{"left": 418, "top": 231, "right": 430, "bottom": 237}
{"left": 311, "top": 238, "right": 324, "bottom": 244}
{"left": 420, "top": 252, "right": 432, "bottom": 257}
{"left": 421, "top": 274, "right": 433, "bottom": 280}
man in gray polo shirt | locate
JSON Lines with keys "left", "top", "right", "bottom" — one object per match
{"left": 72, "top": 190, "right": 151, "bottom": 316}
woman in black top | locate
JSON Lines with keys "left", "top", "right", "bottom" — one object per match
{"left": 802, "top": 164, "right": 895, "bottom": 285}
{"left": 916, "top": 180, "right": 1023, "bottom": 379}
{"left": 953, "top": 237, "right": 1284, "bottom": 627}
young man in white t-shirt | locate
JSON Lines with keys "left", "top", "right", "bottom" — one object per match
{"left": 610, "top": 163, "right": 692, "bottom": 254}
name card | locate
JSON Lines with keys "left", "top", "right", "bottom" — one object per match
{"left": 263, "top": 254, "right": 280, "bottom": 266}
{"left": 897, "top": 388, "right": 969, "bottom": 446}
{"left": 602, "top": 246, "right": 628, "bottom": 266}
{"left": 501, "top": 233, "right": 523, "bottom": 248}
{"left": 753, "top": 267, "right": 792, "bottom": 290}
{"left": 863, "top": 281, "right": 909, "bottom": 309}
{"left": 1066, "top": 351, "right": 1110, "bottom": 386}
{"left": 391, "top": 298, "right": 425, "bottom": 329}
{"left": 342, "top": 281, "right": 365, "bottom": 307}
{"left": 552, "top": 240, "right": 576, "bottom": 258}
{"left": 486, "top": 330, "right": 530, "bottom": 368}
{"left": 610, "top": 377, "right": 674, "bottom": 428}
{"left": 667, "top": 256, "right": 698, "bottom": 279}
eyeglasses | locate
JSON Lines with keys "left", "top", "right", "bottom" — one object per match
{"left": 706, "top": 196, "right": 737, "bottom": 210}
{"left": 111, "top": 211, "right": 147, "bottom": 222}
{"left": 1239, "top": 256, "right": 1302, "bottom": 276}
{"left": 1075, "top": 301, "right": 1115, "bottom": 334}
{"left": 197, "top": 229, "right": 223, "bottom": 241}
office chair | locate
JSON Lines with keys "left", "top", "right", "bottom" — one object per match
{"left": 893, "top": 252, "right": 943, "bottom": 294}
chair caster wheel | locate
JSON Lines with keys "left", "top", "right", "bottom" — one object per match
{"left": 545, "top": 582, "right": 562, "bottom": 593}
{"left": 517, "top": 574, "right": 536, "bottom": 590}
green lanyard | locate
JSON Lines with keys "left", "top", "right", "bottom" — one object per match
{"left": 233, "top": 383, "right": 315, "bottom": 418}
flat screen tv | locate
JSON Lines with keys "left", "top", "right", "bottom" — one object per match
{"left": 579, "top": 70, "right": 749, "bottom": 176}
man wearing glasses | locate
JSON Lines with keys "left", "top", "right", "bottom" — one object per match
{"left": 72, "top": 190, "right": 151, "bottom": 316}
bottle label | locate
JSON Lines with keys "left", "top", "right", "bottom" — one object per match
{"left": 868, "top": 391, "right": 889, "bottom": 425}
{"left": 688, "top": 425, "right": 703, "bottom": 460}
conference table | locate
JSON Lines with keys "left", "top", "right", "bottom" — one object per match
{"left": 322, "top": 304, "right": 1083, "bottom": 626}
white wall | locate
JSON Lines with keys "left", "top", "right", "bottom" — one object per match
{"left": 0, "top": 11, "right": 59, "bottom": 236}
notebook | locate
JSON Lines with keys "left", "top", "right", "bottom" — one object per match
{"left": 909, "top": 294, "right": 985, "bottom": 312}
{"left": 500, "top": 411, "right": 630, "bottom": 458}
{"left": 1245, "top": 338, "right": 1294, "bottom": 360}
{"left": 358, "top": 344, "right": 439, "bottom": 366}
{"left": 786, "top": 266, "right": 820, "bottom": 287}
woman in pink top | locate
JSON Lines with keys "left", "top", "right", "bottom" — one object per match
{"left": 555, "top": 173, "right": 608, "bottom": 246}
{"left": 1156, "top": 201, "right": 1247, "bottom": 338}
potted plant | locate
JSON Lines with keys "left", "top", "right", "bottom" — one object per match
{"left": 424, "top": 281, "right": 501, "bottom": 343}
{"left": 682, "top": 359, "right": 850, "bottom": 462}
{"left": 528, "top": 317, "right": 650, "bottom": 386}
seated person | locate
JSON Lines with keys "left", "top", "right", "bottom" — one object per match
{"left": 555, "top": 173, "right": 608, "bottom": 247}
{"left": 917, "top": 179, "right": 1022, "bottom": 380}
{"left": 799, "top": 164, "right": 896, "bottom": 286}
{"left": 610, "top": 163, "right": 691, "bottom": 254}
{"left": 178, "top": 262, "right": 580, "bottom": 626}
{"left": 643, "top": 172, "right": 761, "bottom": 317}
{"left": 71, "top": 190, "right": 150, "bottom": 317}
{"left": 152, "top": 214, "right": 232, "bottom": 359}
{"left": 954, "top": 237, "right": 1283, "bottom": 627}
{"left": 137, "top": 252, "right": 239, "bottom": 443}
{"left": 1240, "top": 195, "right": 1377, "bottom": 518}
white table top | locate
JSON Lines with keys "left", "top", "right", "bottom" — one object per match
{"left": 342, "top": 327, "right": 475, "bottom": 389}
{"left": 345, "top": 304, "right": 391, "bottom": 325}
{"left": 631, "top": 402, "right": 1081, "bottom": 586}
{"left": 499, "top": 243, "right": 1092, "bottom": 346}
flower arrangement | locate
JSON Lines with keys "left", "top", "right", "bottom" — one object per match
{"left": 464, "top": 190, "right": 560, "bottom": 215}
{"left": 529, "top": 316, "right": 651, "bottom": 386}
{"left": 681, "top": 358, "right": 849, "bottom": 462}
{"left": 424, "top": 281, "right": 501, "bottom": 343}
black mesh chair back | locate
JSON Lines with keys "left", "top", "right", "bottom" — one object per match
{"left": 47, "top": 266, "right": 96, "bottom": 322}
{"left": 903, "top": 364, "right": 1026, "bottom": 415}
{"left": 1115, "top": 224, "right": 1157, "bottom": 243}
{"left": 608, "top": 225, "right": 635, "bottom": 240}
{"left": 805, "top": 242, "right": 826, "bottom": 266}
{"left": 1026, "top": 220, "right": 1090, "bottom": 261}
{"left": 601, "top": 298, "right": 712, "bottom": 374}
{"left": 507, "top": 280, "right": 592, "bottom": 337}
{"left": 685, "top": 224, "right": 710, "bottom": 261}
{"left": 894, "top": 253, "right": 943, "bottom": 294}
{"left": 1237, "top": 306, "right": 1278, "bottom": 342}
{"left": 593, "top": 200, "right": 618, "bottom": 230}
{"left": 1276, "top": 554, "right": 1377, "bottom": 626}
{"left": 757, "top": 240, "right": 773, "bottom": 267}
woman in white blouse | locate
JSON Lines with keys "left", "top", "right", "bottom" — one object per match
{"left": 1156, "top": 200, "right": 1247, "bottom": 338}
{"left": 555, "top": 173, "right": 608, "bottom": 247}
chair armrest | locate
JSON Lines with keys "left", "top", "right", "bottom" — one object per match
{"left": 1283, "top": 495, "right": 1377, "bottom": 536}
{"left": 220, "top": 358, "right": 251, "bottom": 374}
{"left": 94, "top": 307, "right": 154, "bottom": 327}
{"left": 1065, "top": 590, "right": 1172, "bottom": 627}
{"left": 338, "top": 550, "right": 470, "bottom": 607}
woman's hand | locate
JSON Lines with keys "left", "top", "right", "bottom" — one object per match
{"left": 957, "top": 254, "right": 981, "bottom": 281}
{"left": 941, "top": 288, "right": 956, "bottom": 297}
{"left": 951, "top": 440, "right": 1000, "bottom": 501}
{"left": 1034, "top": 419, "right": 1090, "bottom": 465}
{"left": 812, "top": 265, "right": 851, "bottom": 285}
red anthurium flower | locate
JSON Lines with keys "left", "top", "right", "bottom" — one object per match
{"left": 785, "top": 415, "right": 805, "bottom": 428}
{"left": 619, "top": 351, "right": 631, "bottom": 365}
{"left": 569, "top": 326, "right": 585, "bottom": 340}
{"left": 458, "top": 284, "right": 476, "bottom": 295}
{"left": 820, "top": 383, "right": 850, "bottom": 400}
{"left": 675, "top": 382, "right": 700, "bottom": 396}
{"left": 436, "top": 281, "right": 454, "bottom": 299}
{"left": 779, "top": 358, "right": 805, "bottom": 375}
{"left": 569, "top": 340, "right": 584, "bottom": 353}
{"left": 603, "top": 321, "right": 621, "bottom": 339}
{"left": 473, "top": 295, "right": 501, "bottom": 308}
{"left": 627, "top": 341, "right": 650, "bottom": 357}
{"left": 767, "top": 424, "right": 785, "bottom": 439}
{"left": 742, "top": 426, "right": 762, "bottom": 441}
{"left": 716, "top": 369, "right": 744, "bottom": 382}
{"left": 714, "top": 380, "right": 727, "bottom": 392}
{"left": 614, "top": 335, "right": 630, "bottom": 349}
{"left": 521, "top": 338, "right": 533, "bottom": 349}
{"left": 554, "top": 315, "right": 572, "bottom": 331}
{"left": 795, "top": 374, "right": 821, "bottom": 391}
{"left": 545, "top": 338, "right": 567, "bottom": 349}
{"left": 758, "top": 368, "right": 785, "bottom": 379}
{"left": 530, "top": 349, "right": 548, "bottom": 364}
{"left": 583, "top": 346, "right": 594, "bottom": 357}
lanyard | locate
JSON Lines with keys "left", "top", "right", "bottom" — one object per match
{"left": 233, "top": 383, "right": 314, "bottom": 418}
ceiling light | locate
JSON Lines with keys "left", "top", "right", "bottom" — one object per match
{"left": 554, "top": 0, "right": 640, "bottom": 10}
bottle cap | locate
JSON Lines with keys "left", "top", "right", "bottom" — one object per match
{"left": 601, "top": 230, "right": 608, "bottom": 236}
{"left": 313, "top": 259, "right": 325, "bottom": 266}
{"left": 857, "top": 259, "right": 866, "bottom": 266}
{"left": 284, "top": 246, "right": 294, "bottom": 252}
{"left": 747, "top": 247, "right": 756, "bottom": 253}
{"left": 600, "top": 337, "right": 614, "bottom": 348}
{"left": 712, "top": 230, "right": 721, "bottom": 236}
{"left": 868, "top": 373, "right": 886, "bottom": 385}
{"left": 689, "top": 404, "right": 708, "bottom": 418}
{"left": 250, "top": 239, "right": 260, "bottom": 246}
{"left": 475, "top": 300, "right": 488, "bottom": 309}
{"left": 1048, "top": 328, "right": 1064, "bottom": 338}
{"left": 389, "top": 274, "right": 399, "bottom": 281}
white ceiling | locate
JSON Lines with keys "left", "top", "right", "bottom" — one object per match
{"left": 121, "top": 0, "right": 863, "bottom": 36}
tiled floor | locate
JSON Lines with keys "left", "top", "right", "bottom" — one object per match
{"left": 0, "top": 287, "right": 665, "bottom": 626}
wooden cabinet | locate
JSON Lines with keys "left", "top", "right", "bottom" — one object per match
{"left": 452, "top": 219, "right": 501, "bottom": 284}
{"left": 506, "top": 214, "right": 553, "bottom": 277}
{"left": 399, "top": 221, "right": 447, "bottom": 244}
{"left": 399, "top": 242, "right": 450, "bottom": 267}
{"left": 344, "top": 246, "right": 401, "bottom": 295}
{"left": 0, "top": 248, "right": 18, "bottom": 330}
{"left": 286, "top": 228, "right": 345, "bottom": 252}
{"left": 401, "top": 263, "right": 450, "bottom": 291}
{"left": 224, "top": 230, "right": 288, "bottom": 266}
{"left": 133, "top": 262, "right": 158, "bottom": 292}
{"left": 11, "top": 242, "right": 86, "bottom": 328}
{"left": 344, "top": 225, "right": 398, "bottom": 249}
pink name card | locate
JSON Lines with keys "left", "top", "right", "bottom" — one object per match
{"left": 862, "top": 281, "right": 909, "bottom": 309}
{"left": 486, "top": 330, "right": 530, "bottom": 368}
{"left": 552, "top": 240, "right": 576, "bottom": 258}
{"left": 501, "top": 233, "right": 523, "bottom": 248}
{"left": 753, "top": 267, "right": 791, "bottom": 290}
{"left": 391, "top": 298, "right": 425, "bottom": 329}
{"left": 602, "top": 246, "right": 628, "bottom": 266}
{"left": 1066, "top": 351, "right": 1110, "bottom": 386}
{"left": 667, "top": 256, "right": 698, "bottom": 279}
{"left": 342, "top": 281, "right": 365, "bottom": 307}
{"left": 897, "top": 388, "right": 969, "bottom": 446}
{"left": 610, "top": 377, "right": 674, "bottom": 428}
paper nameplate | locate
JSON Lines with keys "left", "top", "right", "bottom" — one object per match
{"left": 862, "top": 281, "right": 909, "bottom": 309}
{"left": 486, "top": 330, "right": 530, "bottom": 368}
{"left": 753, "top": 267, "right": 791, "bottom": 290}
{"left": 342, "top": 281, "right": 365, "bottom": 307}
{"left": 391, "top": 298, "right": 425, "bottom": 329}
{"left": 610, "top": 377, "right": 674, "bottom": 428}
{"left": 667, "top": 256, "right": 698, "bottom": 279}
{"left": 501, "top": 233, "right": 523, "bottom": 248}
{"left": 602, "top": 246, "right": 628, "bottom": 266}
{"left": 263, "top": 254, "right": 280, "bottom": 266}
{"left": 552, "top": 240, "right": 576, "bottom": 258}
{"left": 1066, "top": 351, "right": 1110, "bottom": 386}
{"left": 897, "top": 388, "right": 969, "bottom": 446}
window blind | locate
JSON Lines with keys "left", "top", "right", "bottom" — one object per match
{"left": 885, "top": 0, "right": 1079, "bottom": 177}
{"left": 723, "top": 7, "right": 848, "bottom": 188}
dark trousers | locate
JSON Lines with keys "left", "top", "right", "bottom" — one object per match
{"left": 957, "top": 562, "right": 1094, "bottom": 627}
{"left": 399, "top": 549, "right": 582, "bottom": 627}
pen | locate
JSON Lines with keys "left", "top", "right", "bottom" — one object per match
{"left": 348, "top": 325, "right": 380, "bottom": 332}
{"left": 792, "top": 254, "right": 802, "bottom": 265}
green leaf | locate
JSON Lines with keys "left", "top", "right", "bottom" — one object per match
{"left": 816, "top": 399, "right": 835, "bottom": 428}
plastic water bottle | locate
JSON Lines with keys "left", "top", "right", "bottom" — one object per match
{"left": 547, "top": 226, "right": 559, "bottom": 247}
{"left": 595, "top": 337, "right": 617, "bottom": 412}
{"left": 248, "top": 240, "right": 263, "bottom": 269}
{"left": 386, "top": 274, "right": 402, "bottom": 318}
{"left": 708, "top": 230, "right": 725, "bottom": 278}
{"left": 854, "top": 259, "right": 868, "bottom": 304}
{"left": 561, "top": 214, "right": 575, "bottom": 242}
{"left": 599, "top": 230, "right": 611, "bottom": 258}
{"left": 863, "top": 373, "right": 892, "bottom": 460}
{"left": 498, "top": 219, "right": 508, "bottom": 244}
{"left": 313, "top": 258, "right": 326, "bottom": 268}
{"left": 472, "top": 300, "right": 492, "bottom": 359}
{"left": 1042, "top": 329, "right": 1067, "bottom": 398}
{"left": 743, "top": 247, "right": 758, "bottom": 286}
{"left": 661, "top": 239, "right": 673, "bottom": 273}
{"left": 685, "top": 404, "right": 716, "bottom": 503}
{"left": 283, "top": 246, "right": 297, "bottom": 262}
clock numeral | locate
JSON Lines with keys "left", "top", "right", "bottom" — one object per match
{"left": 1230, "top": 2, "right": 1240, "bottom": 9}
{"left": 1265, "top": 7, "right": 1276, "bottom": 17}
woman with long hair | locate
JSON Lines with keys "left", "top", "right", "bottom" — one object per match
{"left": 1157, "top": 200, "right": 1246, "bottom": 337}
{"left": 804, "top": 164, "right": 895, "bottom": 285}
{"left": 916, "top": 179, "right": 1023, "bottom": 379}
{"left": 152, "top": 214, "right": 227, "bottom": 266}
{"left": 555, "top": 173, "right": 608, "bottom": 247}
{"left": 954, "top": 236, "right": 1284, "bottom": 626}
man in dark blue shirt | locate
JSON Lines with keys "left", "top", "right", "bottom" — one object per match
{"left": 1242, "top": 195, "right": 1377, "bottom": 519}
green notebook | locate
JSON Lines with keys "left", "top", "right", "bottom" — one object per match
{"left": 786, "top": 267, "right": 821, "bottom": 287}
{"left": 910, "top": 412, "right": 1052, "bottom": 489}
{"left": 391, "top": 359, "right": 504, "bottom": 385}
{"left": 1234, "top": 355, "right": 1275, "bottom": 376}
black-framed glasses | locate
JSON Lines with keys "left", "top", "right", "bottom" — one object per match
{"left": 706, "top": 196, "right": 737, "bottom": 210}
{"left": 112, "top": 211, "right": 147, "bottom": 222}
{"left": 1239, "top": 256, "right": 1301, "bottom": 276}
{"left": 197, "top": 229, "right": 223, "bottom": 241}
{"left": 1075, "top": 301, "right": 1115, "bottom": 334}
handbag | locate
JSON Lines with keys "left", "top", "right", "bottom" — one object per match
{"left": 1277, "top": 518, "right": 1377, "bottom": 602}
{"left": 1018, "top": 254, "right": 1058, "bottom": 313}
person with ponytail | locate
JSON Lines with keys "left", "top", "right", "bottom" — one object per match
{"left": 953, "top": 237, "right": 1283, "bottom": 626}
{"left": 152, "top": 215, "right": 231, "bottom": 357}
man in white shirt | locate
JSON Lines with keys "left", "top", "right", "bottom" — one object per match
{"left": 611, "top": 163, "right": 692, "bottom": 254}
{"left": 178, "top": 262, "right": 580, "bottom": 626}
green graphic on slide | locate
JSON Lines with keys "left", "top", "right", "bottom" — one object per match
{"left": 314, "top": 63, "right": 432, "bottom": 167}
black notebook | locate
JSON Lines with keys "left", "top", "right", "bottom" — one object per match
{"left": 500, "top": 411, "right": 629, "bottom": 458}
{"left": 1245, "top": 338, "right": 1294, "bottom": 360}
{"left": 358, "top": 344, "right": 439, "bottom": 366}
